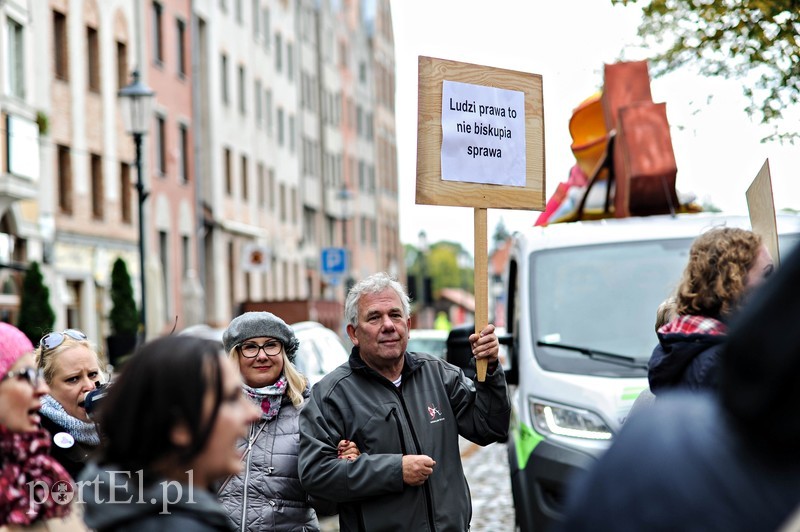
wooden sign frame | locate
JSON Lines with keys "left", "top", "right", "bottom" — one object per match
{"left": 746, "top": 159, "right": 780, "bottom": 266}
{"left": 416, "top": 56, "right": 545, "bottom": 210}
{"left": 416, "top": 56, "right": 546, "bottom": 380}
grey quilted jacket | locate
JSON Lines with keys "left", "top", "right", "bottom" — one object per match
{"left": 218, "top": 391, "right": 320, "bottom": 532}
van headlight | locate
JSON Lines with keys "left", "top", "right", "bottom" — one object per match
{"left": 529, "top": 399, "right": 612, "bottom": 440}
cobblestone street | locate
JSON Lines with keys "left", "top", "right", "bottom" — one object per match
{"left": 320, "top": 438, "right": 515, "bottom": 531}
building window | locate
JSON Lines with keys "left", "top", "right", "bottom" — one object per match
{"left": 287, "top": 42, "right": 294, "bottom": 81}
{"left": 91, "top": 154, "right": 103, "bottom": 220}
{"left": 252, "top": 0, "right": 259, "bottom": 37}
{"left": 235, "top": 0, "right": 243, "bottom": 23}
{"left": 120, "top": 162, "right": 131, "bottom": 223}
{"left": 338, "top": 41, "right": 347, "bottom": 68}
{"left": 224, "top": 147, "right": 232, "bottom": 195}
{"left": 238, "top": 65, "right": 246, "bottom": 114}
{"left": 288, "top": 115, "right": 295, "bottom": 152}
{"left": 6, "top": 18, "right": 24, "bottom": 98}
{"left": 116, "top": 41, "right": 128, "bottom": 90}
{"left": 265, "top": 89, "right": 273, "bottom": 135}
{"left": 279, "top": 183, "right": 286, "bottom": 222}
{"left": 159, "top": 231, "right": 169, "bottom": 315}
{"left": 155, "top": 115, "right": 166, "bottom": 175}
{"left": 182, "top": 235, "right": 190, "bottom": 276}
{"left": 179, "top": 124, "right": 189, "bottom": 184}
{"left": 176, "top": 18, "right": 186, "bottom": 76}
{"left": 57, "top": 145, "right": 72, "bottom": 214}
{"left": 255, "top": 80, "right": 262, "bottom": 125}
{"left": 268, "top": 169, "right": 275, "bottom": 210}
{"left": 291, "top": 187, "right": 297, "bottom": 223}
{"left": 53, "top": 11, "right": 68, "bottom": 80}
{"left": 277, "top": 108, "right": 284, "bottom": 146}
{"left": 152, "top": 2, "right": 164, "bottom": 64}
{"left": 241, "top": 155, "right": 248, "bottom": 200}
{"left": 262, "top": 8, "right": 270, "bottom": 49}
{"left": 227, "top": 240, "right": 235, "bottom": 309}
{"left": 257, "top": 163, "right": 264, "bottom": 205}
{"left": 275, "top": 33, "right": 282, "bottom": 72}
{"left": 87, "top": 26, "right": 100, "bottom": 92}
{"left": 221, "top": 53, "right": 229, "bottom": 105}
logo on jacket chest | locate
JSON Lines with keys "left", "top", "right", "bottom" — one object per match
{"left": 427, "top": 403, "right": 445, "bottom": 424}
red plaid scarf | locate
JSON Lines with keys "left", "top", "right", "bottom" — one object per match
{"left": 0, "top": 425, "right": 73, "bottom": 525}
{"left": 658, "top": 315, "right": 727, "bottom": 336}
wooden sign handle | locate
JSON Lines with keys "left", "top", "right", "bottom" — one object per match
{"left": 474, "top": 207, "right": 489, "bottom": 381}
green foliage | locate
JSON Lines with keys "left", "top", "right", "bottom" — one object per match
{"left": 408, "top": 241, "right": 474, "bottom": 299}
{"left": 109, "top": 257, "right": 139, "bottom": 336}
{"left": 17, "top": 261, "right": 55, "bottom": 345}
{"left": 611, "top": 0, "right": 800, "bottom": 142}
{"left": 36, "top": 111, "right": 49, "bottom": 136}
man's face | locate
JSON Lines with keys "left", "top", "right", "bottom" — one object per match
{"left": 347, "top": 288, "right": 410, "bottom": 368}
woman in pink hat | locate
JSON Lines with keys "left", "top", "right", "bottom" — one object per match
{"left": 0, "top": 321, "right": 86, "bottom": 530}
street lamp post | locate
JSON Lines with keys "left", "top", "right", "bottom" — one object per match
{"left": 119, "top": 70, "right": 155, "bottom": 342}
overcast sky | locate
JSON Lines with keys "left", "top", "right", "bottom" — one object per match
{"left": 389, "top": 0, "right": 800, "bottom": 255}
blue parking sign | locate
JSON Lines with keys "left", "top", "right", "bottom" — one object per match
{"left": 321, "top": 248, "right": 347, "bottom": 276}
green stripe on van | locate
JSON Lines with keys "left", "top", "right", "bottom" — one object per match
{"left": 621, "top": 386, "right": 646, "bottom": 401}
{"left": 514, "top": 422, "right": 544, "bottom": 471}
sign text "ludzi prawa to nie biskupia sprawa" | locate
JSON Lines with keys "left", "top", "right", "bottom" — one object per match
{"left": 449, "top": 98, "right": 516, "bottom": 158}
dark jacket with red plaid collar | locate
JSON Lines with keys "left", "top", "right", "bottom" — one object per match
{"left": 648, "top": 315, "right": 728, "bottom": 394}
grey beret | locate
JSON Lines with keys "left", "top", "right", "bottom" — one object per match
{"left": 223, "top": 311, "right": 299, "bottom": 362}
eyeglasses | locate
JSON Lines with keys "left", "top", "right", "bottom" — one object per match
{"left": 1, "top": 367, "right": 45, "bottom": 388}
{"left": 236, "top": 340, "right": 283, "bottom": 358}
{"left": 40, "top": 329, "right": 88, "bottom": 351}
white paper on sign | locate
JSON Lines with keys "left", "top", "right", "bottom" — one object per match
{"left": 441, "top": 80, "right": 526, "bottom": 187}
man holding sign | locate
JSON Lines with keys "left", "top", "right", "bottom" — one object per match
{"left": 298, "top": 272, "right": 510, "bottom": 531}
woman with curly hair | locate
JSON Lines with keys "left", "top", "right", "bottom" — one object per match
{"left": 648, "top": 226, "right": 774, "bottom": 393}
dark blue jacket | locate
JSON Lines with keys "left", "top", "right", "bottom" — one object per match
{"left": 648, "top": 331, "right": 725, "bottom": 393}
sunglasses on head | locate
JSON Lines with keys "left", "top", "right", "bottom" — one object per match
{"left": 40, "top": 329, "right": 88, "bottom": 351}
{"left": 1, "top": 367, "right": 45, "bottom": 388}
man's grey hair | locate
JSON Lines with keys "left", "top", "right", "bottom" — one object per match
{"left": 344, "top": 272, "right": 411, "bottom": 327}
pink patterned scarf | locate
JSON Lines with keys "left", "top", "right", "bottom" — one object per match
{"left": 0, "top": 425, "right": 73, "bottom": 525}
{"left": 242, "top": 375, "right": 288, "bottom": 422}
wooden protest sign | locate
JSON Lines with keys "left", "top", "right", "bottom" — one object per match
{"left": 746, "top": 159, "right": 780, "bottom": 266}
{"left": 416, "top": 56, "right": 545, "bottom": 380}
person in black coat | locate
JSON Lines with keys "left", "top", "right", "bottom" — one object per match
{"left": 559, "top": 241, "right": 800, "bottom": 531}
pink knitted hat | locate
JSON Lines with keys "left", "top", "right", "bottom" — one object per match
{"left": 0, "top": 322, "right": 34, "bottom": 376}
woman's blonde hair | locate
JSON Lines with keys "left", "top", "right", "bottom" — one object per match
{"left": 674, "top": 227, "right": 763, "bottom": 319}
{"left": 229, "top": 347, "right": 308, "bottom": 408}
{"left": 35, "top": 335, "right": 104, "bottom": 385}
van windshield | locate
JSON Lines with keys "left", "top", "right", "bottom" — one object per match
{"left": 529, "top": 234, "right": 800, "bottom": 377}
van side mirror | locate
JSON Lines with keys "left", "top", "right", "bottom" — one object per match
{"left": 446, "top": 324, "right": 477, "bottom": 381}
{"left": 445, "top": 324, "right": 516, "bottom": 384}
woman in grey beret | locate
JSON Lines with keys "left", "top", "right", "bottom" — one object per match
{"left": 217, "top": 311, "right": 358, "bottom": 531}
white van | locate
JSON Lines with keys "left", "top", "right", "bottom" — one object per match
{"left": 502, "top": 213, "right": 800, "bottom": 531}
